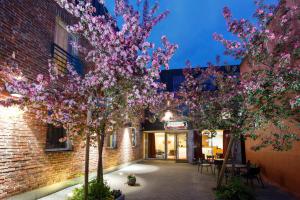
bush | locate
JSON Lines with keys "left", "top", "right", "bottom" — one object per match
{"left": 215, "top": 177, "right": 255, "bottom": 200}
{"left": 68, "top": 180, "right": 114, "bottom": 200}
{"left": 111, "top": 190, "right": 122, "bottom": 199}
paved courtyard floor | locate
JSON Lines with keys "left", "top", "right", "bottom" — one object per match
{"left": 40, "top": 160, "right": 296, "bottom": 200}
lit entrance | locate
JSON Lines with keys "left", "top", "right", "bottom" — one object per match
{"left": 166, "top": 133, "right": 176, "bottom": 159}
{"left": 144, "top": 132, "right": 187, "bottom": 161}
{"left": 177, "top": 133, "right": 187, "bottom": 160}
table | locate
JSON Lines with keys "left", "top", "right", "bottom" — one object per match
{"left": 226, "top": 164, "right": 247, "bottom": 176}
{"left": 226, "top": 164, "right": 247, "bottom": 168}
{"left": 214, "top": 159, "right": 224, "bottom": 161}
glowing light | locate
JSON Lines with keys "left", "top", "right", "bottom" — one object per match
{"left": 0, "top": 105, "right": 24, "bottom": 120}
{"left": 122, "top": 128, "right": 132, "bottom": 163}
{"left": 15, "top": 75, "right": 23, "bottom": 80}
{"left": 161, "top": 110, "right": 173, "bottom": 121}
{"left": 118, "top": 172, "right": 124, "bottom": 176}
{"left": 167, "top": 100, "right": 170, "bottom": 106}
{"left": 67, "top": 192, "right": 73, "bottom": 198}
{"left": 11, "top": 93, "right": 23, "bottom": 98}
{"left": 119, "top": 164, "right": 159, "bottom": 174}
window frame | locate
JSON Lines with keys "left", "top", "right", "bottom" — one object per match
{"left": 107, "top": 131, "right": 117, "bottom": 149}
{"left": 130, "top": 127, "right": 137, "bottom": 147}
{"left": 45, "top": 124, "right": 73, "bottom": 152}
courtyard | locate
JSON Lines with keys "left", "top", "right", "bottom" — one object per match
{"left": 40, "top": 161, "right": 296, "bottom": 200}
{"left": 1, "top": 0, "right": 300, "bottom": 199}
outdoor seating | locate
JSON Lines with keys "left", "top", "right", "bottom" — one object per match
{"left": 216, "top": 153, "right": 223, "bottom": 159}
{"left": 224, "top": 162, "right": 247, "bottom": 183}
{"left": 242, "top": 166, "right": 264, "bottom": 188}
{"left": 198, "top": 158, "right": 213, "bottom": 174}
{"left": 213, "top": 159, "right": 223, "bottom": 176}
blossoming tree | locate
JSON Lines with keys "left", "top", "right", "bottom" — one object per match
{"left": 0, "top": 0, "right": 177, "bottom": 199}
{"left": 180, "top": 64, "right": 251, "bottom": 188}
{"left": 214, "top": 0, "right": 300, "bottom": 151}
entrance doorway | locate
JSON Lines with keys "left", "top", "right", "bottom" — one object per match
{"left": 177, "top": 133, "right": 187, "bottom": 160}
{"left": 166, "top": 133, "right": 176, "bottom": 159}
{"left": 145, "top": 132, "right": 187, "bottom": 161}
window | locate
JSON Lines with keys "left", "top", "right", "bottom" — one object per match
{"left": 107, "top": 131, "right": 117, "bottom": 149}
{"left": 54, "top": 18, "right": 68, "bottom": 74}
{"left": 201, "top": 130, "right": 223, "bottom": 159}
{"left": 131, "top": 128, "right": 137, "bottom": 147}
{"left": 54, "top": 18, "right": 69, "bottom": 52}
{"left": 53, "top": 17, "right": 82, "bottom": 74}
{"left": 45, "top": 124, "right": 72, "bottom": 151}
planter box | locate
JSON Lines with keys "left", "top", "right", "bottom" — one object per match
{"left": 116, "top": 194, "right": 125, "bottom": 200}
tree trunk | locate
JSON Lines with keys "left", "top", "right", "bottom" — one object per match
{"left": 216, "top": 135, "right": 234, "bottom": 189}
{"left": 84, "top": 108, "right": 92, "bottom": 200}
{"left": 96, "top": 121, "right": 106, "bottom": 183}
{"left": 231, "top": 140, "right": 238, "bottom": 177}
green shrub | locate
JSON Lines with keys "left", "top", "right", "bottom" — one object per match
{"left": 127, "top": 174, "right": 136, "bottom": 179}
{"left": 111, "top": 190, "right": 122, "bottom": 199}
{"left": 215, "top": 178, "right": 255, "bottom": 200}
{"left": 68, "top": 180, "right": 114, "bottom": 200}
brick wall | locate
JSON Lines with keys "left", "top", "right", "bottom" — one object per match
{"left": 0, "top": 106, "right": 142, "bottom": 199}
{"left": 0, "top": 0, "right": 143, "bottom": 199}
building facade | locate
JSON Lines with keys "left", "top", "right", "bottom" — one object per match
{"left": 241, "top": 59, "right": 300, "bottom": 198}
{"left": 142, "top": 67, "right": 245, "bottom": 164}
{"left": 0, "top": 1, "right": 143, "bottom": 199}
{"left": 240, "top": 0, "right": 300, "bottom": 197}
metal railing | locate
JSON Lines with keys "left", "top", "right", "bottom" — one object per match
{"left": 51, "top": 43, "right": 84, "bottom": 75}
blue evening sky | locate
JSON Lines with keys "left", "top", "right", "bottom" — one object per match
{"left": 104, "top": 0, "right": 278, "bottom": 69}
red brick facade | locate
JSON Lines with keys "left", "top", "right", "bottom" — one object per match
{"left": 0, "top": 1, "right": 143, "bottom": 199}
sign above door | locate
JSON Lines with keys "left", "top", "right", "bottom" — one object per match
{"left": 164, "top": 121, "right": 188, "bottom": 130}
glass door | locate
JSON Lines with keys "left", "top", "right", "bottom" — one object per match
{"left": 166, "top": 133, "right": 176, "bottom": 159}
{"left": 177, "top": 133, "right": 187, "bottom": 160}
{"left": 145, "top": 132, "right": 165, "bottom": 159}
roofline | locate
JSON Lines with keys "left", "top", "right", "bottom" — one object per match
{"left": 160, "top": 64, "right": 240, "bottom": 72}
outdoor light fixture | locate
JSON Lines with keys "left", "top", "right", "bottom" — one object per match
{"left": 10, "top": 93, "right": 23, "bottom": 98}
{"left": 221, "top": 111, "right": 231, "bottom": 120}
{"left": 161, "top": 110, "right": 173, "bottom": 122}
{"left": 107, "top": 125, "right": 114, "bottom": 132}
{"left": 167, "top": 100, "right": 170, "bottom": 106}
{"left": 124, "top": 121, "right": 133, "bottom": 128}
{"left": 14, "top": 75, "right": 23, "bottom": 81}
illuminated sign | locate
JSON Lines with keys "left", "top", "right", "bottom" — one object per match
{"left": 164, "top": 121, "right": 188, "bottom": 130}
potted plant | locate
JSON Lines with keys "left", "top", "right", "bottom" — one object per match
{"left": 127, "top": 174, "right": 136, "bottom": 186}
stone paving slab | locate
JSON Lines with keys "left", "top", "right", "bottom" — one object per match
{"left": 39, "top": 160, "right": 296, "bottom": 200}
